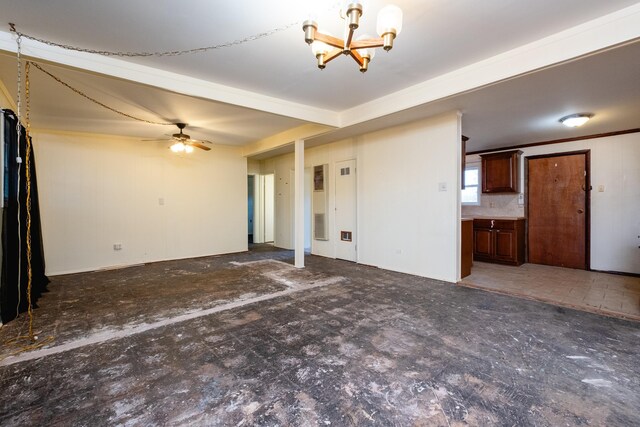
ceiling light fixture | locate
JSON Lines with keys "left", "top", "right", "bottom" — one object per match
{"left": 559, "top": 113, "right": 593, "bottom": 128}
{"left": 303, "top": 1, "right": 403, "bottom": 73}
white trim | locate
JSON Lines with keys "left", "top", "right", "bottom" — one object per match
{"left": 0, "top": 32, "right": 340, "bottom": 127}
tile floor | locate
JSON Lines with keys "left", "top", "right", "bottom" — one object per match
{"left": 459, "top": 262, "right": 640, "bottom": 321}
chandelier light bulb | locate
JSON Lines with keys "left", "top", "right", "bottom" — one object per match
{"left": 342, "top": 1, "right": 365, "bottom": 29}
{"left": 377, "top": 4, "right": 403, "bottom": 50}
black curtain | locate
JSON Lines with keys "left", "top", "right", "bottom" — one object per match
{"left": 1, "top": 109, "right": 49, "bottom": 323}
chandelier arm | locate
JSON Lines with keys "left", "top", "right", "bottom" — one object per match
{"left": 351, "top": 38, "right": 385, "bottom": 49}
{"left": 314, "top": 32, "right": 344, "bottom": 49}
{"left": 348, "top": 49, "right": 365, "bottom": 67}
{"left": 324, "top": 49, "right": 344, "bottom": 64}
{"left": 345, "top": 27, "right": 356, "bottom": 50}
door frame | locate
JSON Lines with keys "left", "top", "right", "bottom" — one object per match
{"left": 525, "top": 149, "right": 591, "bottom": 269}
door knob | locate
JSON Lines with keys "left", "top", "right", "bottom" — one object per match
{"left": 577, "top": 209, "right": 584, "bottom": 214}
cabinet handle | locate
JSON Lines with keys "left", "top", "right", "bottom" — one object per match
{"left": 491, "top": 220, "right": 495, "bottom": 228}
{"left": 577, "top": 209, "right": 584, "bottom": 214}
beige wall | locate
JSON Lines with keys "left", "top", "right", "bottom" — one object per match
{"left": 463, "top": 132, "right": 640, "bottom": 274}
{"left": 263, "top": 112, "right": 462, "bottom": 282}
{"left": 32, "top": 131, "right": 248, "bottom": 275}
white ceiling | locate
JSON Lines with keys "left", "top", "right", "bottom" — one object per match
{"left": 0, "top": 53, "right": 307, "bottom": 146}
{"left": 0, "top": 0, "right": 639, "bottom": 153}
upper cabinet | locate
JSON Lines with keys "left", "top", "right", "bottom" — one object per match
{"left": 480, "top": 150, "right": 522, "bottom": 193}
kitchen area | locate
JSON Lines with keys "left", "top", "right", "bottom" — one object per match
{"left": 458, "top": 142, "right": 640, "bottom": 321}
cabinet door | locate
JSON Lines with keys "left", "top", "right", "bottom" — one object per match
{"left": 473, "top": 229, "right": 493, "bottom": 258}
{"left": 494, "top": 229, "right": 516, "bottom": 262}
{"left": 481, "top": 150, "right": 521, "bottom": 193}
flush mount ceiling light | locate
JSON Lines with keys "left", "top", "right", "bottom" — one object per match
{"left": 303, "top": 1, "right": 403, "bottom": 72}
{"left": 559, "top": 113, "right": 593, "bottom": 128}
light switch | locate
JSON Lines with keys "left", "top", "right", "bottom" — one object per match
{"left": 438, "top": 182, "right": 447, "bottom": 192}
{"left": 159, "top": 197, "right": 165, "bottom": 205}
{"left": 598, "top": 185, "right": 605, "bottom": 192}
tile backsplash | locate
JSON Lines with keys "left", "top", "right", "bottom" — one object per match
{"left": 462, "top": 193, "right": 525, "bottom": 218}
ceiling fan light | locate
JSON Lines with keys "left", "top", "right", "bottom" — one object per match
{"left": 560, "top": 113, "right": 593, "bottom": 128}
{"left": 170, "top": 142, "right": 185, "bottom": 152}
{"left": 184, "top": 145, "right": 194, "bottom": 153}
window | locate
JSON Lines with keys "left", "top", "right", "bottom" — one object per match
{"left": 461, "top": 164, "right": 480, "bottom": 205}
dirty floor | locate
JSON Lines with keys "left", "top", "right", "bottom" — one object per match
{"left": 1, "top": 246, "right": 639, "bottom": 426}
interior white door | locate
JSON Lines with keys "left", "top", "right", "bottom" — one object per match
{"left": 335, "top": 160, "right": 357, "bottom": 262}
{"left": 264, "top": 173, "right": 275, "bottom": 242}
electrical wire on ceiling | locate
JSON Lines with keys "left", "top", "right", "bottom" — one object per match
{"left": 7, "top": 3, "right": 341, "bottom": 57}
{"left": 30, "top": 62, "right": 174, "bottom": 126}
{"left": 8, "top": 22, "right": 300, "bottom": 57}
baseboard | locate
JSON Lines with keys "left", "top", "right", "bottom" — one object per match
{"left": 590, "top": 269, "right": 640, "bottom": 278}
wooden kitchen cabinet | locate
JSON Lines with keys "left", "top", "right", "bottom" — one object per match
{"left": 480, "top": 150, "right": 522, "bottom": 193}
{"left": 473, "top": 218, "right": 525, "bottom": 265}
{"left": 461, "top": 219, "right": 473, "bottom": 278}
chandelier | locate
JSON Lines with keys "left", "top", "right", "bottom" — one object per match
{"left": 303, "top": 1, "right": 403, "bottom": 72}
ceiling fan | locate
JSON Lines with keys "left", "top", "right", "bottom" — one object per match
{"left": 144, "top": 123, "right": 212, "bottom": 152}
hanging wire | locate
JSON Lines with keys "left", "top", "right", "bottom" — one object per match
{"left": 24, "top": 61, "right": 34, "bottom": 341}
{"left": 1, "top": 37, "right": 55, "bottom": 357}
{"left": 8, "top": 20, "right": 300, "bottom": 58}
{"left": 15, "top": 34, "right": 23, "bottom": 318}
{"left": 30, "top": 62, "right": 173, "bottom": 126}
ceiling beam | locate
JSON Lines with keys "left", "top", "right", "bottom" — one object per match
{"left": 0, "top": 31, "right": 341, "bottom": 127}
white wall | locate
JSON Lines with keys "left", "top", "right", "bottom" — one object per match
{"left": 265, "top": 112, "right": 462, "bottom": 282}
{"left": 32, "top": 131, "right": 247, "bottom": 275}
{"left": 463, "top": 132, "right": 640, "bottom": 274}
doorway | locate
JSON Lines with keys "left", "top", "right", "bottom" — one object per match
{"left": 247, "top": 175, "right": 255, "bottom": 243}
{"left": 527, "top": 150, "right": 590, "bottom": 269}
{"left": 263, "top": 173, "right": 275, "bottom": 243}
{"left": 335, "top": 159, "right": 357, "bottom": 262}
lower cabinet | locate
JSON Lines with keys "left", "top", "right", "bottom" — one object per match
{"left": 473, "top": 219, "right": 525, "bottom": 265}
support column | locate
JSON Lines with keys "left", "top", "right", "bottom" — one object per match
{"left": 294, "top": 139, "right": 305, "bottom": 268}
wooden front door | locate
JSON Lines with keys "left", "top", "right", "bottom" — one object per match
{"left": 527, "top": 151, "right": 589, "bottom": 269}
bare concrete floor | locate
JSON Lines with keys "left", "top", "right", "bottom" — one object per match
{"left": 1, "top": 246, "right": 639, "bottom": 426}
{"left": 460, "top": 262, "right": 640, "bottom": 321}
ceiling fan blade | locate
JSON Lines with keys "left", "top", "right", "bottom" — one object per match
{"left": 189, "top": 142, "right": 211, "bottom": 151}
{"left": 190, "top": 138, "right": 213, "bottom": 145}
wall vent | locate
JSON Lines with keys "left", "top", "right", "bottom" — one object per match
{"left": 314, "top": 213, "right": 327, "bottom": 240}
{"left": 340, "top": 167, "right": 350, "bottom": 176}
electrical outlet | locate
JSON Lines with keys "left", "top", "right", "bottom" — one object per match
{"left": 113, "top": 243, "right": 122, "bottom": 251}
{"left": 158, "top": 197, "right": 165, "bottom": 205}
{"left": 438, "top": 182, "right": 447, "bottom": 192}
{"left": 518, "top": 193, "right": 524, "bottom": 205}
